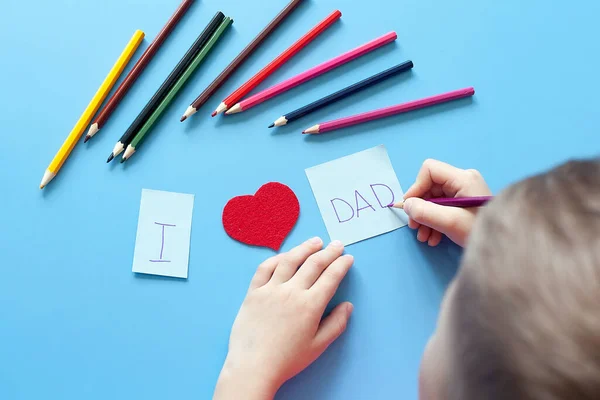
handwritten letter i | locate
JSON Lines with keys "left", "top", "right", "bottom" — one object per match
{"left": 150, "top": 222, "right": 176, "bottom": 263}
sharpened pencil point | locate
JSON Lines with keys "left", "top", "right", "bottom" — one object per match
{"left": 388, "top": 201, "right": 404, "bottom": 209}
{"left": 83, "top": 135, "right": 90, "bottom": 143}
{"left": 40, "top": 170, "right": 55, "bottom": 188}
{"left": 180, "top": 116, "right": 187, "bottom": 122}
{"left": 225, "top": 103, "right": 242, "bottom": 114}
{"left": 120, "top": 157, "right": 126, "bottom": 164}
{"left": 268, "top": 123, "right": 274, "bottom": 128}
{"left": 106, "top": 154, "right": 114, "bottom": 163}
{"left": 213, "top": 102, "right": 227, "bottom": 116}
{"left": 302, "top": 130, "right": 307, "bottom": 134}
{"left": 211, "top": 111, "right": 217, "bottom": 117}
{"left": 303, "top": 125, "right": 320, "bottom": 135}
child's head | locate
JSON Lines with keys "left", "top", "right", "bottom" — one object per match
{"left": 419, "top": 159, "right": 600, "bottom": 400}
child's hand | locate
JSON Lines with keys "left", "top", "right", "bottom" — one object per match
{"left": 213, "top": 238, "right": 354, "bottom": 400}
{"left": 403, "top": 159, "right": 491, "bottom": 247}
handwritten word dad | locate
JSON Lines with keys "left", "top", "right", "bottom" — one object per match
{"left": 330, "top": 183, "right": 395, "bottom": 223}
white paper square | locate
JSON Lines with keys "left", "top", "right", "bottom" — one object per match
{"left": 132, "top": 189, "right": 195, "bottom": 278}
{"left": 305, "top": 145, "right": 408, "bottom": 245}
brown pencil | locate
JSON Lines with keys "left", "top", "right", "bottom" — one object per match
{"left": 180, "top": 0, "right": 303, "bottom": 121}
{"left": 84, "top": 0, "right": 195, "bottom": 142}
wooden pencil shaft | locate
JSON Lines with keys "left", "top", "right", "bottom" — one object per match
{"left": 130, "top": 18, "right": 233, "bottom": 149}
{"left": 428, "top": 196, "right": 492, "bottom": 207}
{"left": 190, "top": 0, "right": 303, "bottom": 111}
{"left": 394, "top": 196, "right": 493, "bottom": 208}
{"left": 91, "top": 0, "right": 194, "bottom": 130}
{"left": 117, "top": 11, "right": 224, "bottom": 147}
{"left": 285, "top": 60, "right": 413, "bottom": 122}
{"left": 46, "top": 31, "right": 144, "bottom": 174}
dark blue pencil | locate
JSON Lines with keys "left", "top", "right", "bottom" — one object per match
{"left": 268, "top": 60, "right": 414, "bottom": 128}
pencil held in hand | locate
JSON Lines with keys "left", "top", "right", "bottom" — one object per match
{"left": 389, "top": 196, "right": 493, "bottom": 209}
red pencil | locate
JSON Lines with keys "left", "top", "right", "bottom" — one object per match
{"left": 212, "top": 9, "right": 342, "bottom": 116}
{"left": 84, "top": 0, "right": 194, "bottom": 142}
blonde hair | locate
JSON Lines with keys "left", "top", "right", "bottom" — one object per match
{"left": 449, "top": 159, "right": 600, "bottom": 400}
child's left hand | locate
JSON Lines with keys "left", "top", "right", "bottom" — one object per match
{"left": 213, "top": 237, "right": 354, "bottom": 400}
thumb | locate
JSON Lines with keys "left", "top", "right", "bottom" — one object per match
{"left": 403, "top": 197, "right": 464, "bottom": 236}
{"left": 314, "top": 302, "right": 353, "bottom": 352}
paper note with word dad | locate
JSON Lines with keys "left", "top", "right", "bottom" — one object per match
{"left": 306, "top": 145, "right": 408, "bottom": 245}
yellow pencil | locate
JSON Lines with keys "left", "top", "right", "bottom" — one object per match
{"left": 40, "top": 30, "right": 145, "bottom": 189}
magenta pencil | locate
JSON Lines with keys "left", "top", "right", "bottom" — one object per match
{"left": 302, "top": 87, "right": 475, "bottom": 134}
{"left": 225, "top": 32, "right": 398, "bottom": 114}
{"left": 390, "top": 196, "right": 493, "bottom": 209}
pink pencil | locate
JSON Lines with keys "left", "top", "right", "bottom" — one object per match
{"left": 225, "top": 32, "right": 398, "bottom": 114}
{"left": 302, "top": 87, "right": 475, "bottom": 134}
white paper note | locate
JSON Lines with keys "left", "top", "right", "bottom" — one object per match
{"left": 132, "top": 189, "right": 195, "bottom": 278}
{"left": 305, "top": 145, "right": 408, "bottom": 245}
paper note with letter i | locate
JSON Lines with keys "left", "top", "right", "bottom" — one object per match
{"left": 132, "top": 189, "right": 194, "bottom": 278}
{"left": 305, "top": 145, "right": 408, "bottom": 245}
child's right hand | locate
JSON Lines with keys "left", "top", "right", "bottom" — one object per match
{"left": 403, "top": 159, "right": 491, "bottom": 247}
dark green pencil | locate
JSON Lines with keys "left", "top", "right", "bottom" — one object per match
{"left": 107, "top": 11, "right": 225, "bottom": 163}
{"left": 121, "top": 17, "right": 233, "bottom": 162}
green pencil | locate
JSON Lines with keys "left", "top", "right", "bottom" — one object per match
{"left": 121, "top": 16, "right": 233, "bottom": 162}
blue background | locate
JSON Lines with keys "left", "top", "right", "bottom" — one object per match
{"left": 1, "top": 0, "right": 599, "bottom": 398}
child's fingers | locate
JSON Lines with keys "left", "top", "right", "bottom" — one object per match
{"left": 291, "top": 241, "right": 345, "bottom": 289}
{"left": 403, "top": 197, "right": 465, "bottom": 237}
{"left": 408, "top": 218, "right": 420, "bottom": 230}
{"left": 428, "top": 230, "right": 443, "bottom": 247}
{"left": 249, "top": 254, "right": 282, "bottom": 290}
{"left": 313, "top": 302, "right": 353, "bottom": 353}
{"left": 310, "top": 254, "right": 353, "bottom": 307}
{"left": 271, "top": 237, "right": 323, "bottom": 283}
{"left": 404, "top": 159, "right": 465, "bottom": 199}
{"left": 417, "top": 225, "right": 432, "bottom": 243}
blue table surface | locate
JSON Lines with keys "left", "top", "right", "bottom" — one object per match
{"left": 1, "top": 0, "right": 599, "bottom": 398}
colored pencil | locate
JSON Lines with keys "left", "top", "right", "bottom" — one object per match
{"left": 269, "top": 60, "right": 413, "bottom": 127}
{"left": 180, "top": 0, "right": 303, "bottom": 122}
{"left": 302, "top": 87, "right": 476, "bottom": 135}
{"left": 84, "top": 0, "right": 194, "bottom": 143}
{"left": 212, "top": 9, "right": 342, "bottom": 116}
{"left": 121, "top": 17, "right": 233, "bottom": 162}
{"left": 39, "top": 30, "right": 144, "bottom": 189}
{"left": 226, "top": 32, "right": 397, "bottom": 115}
{"left": 389, "top": 196, "right": 493, "bottom": 209}
{"left": 106, "top": 12, "right": 225, "bottom": 163}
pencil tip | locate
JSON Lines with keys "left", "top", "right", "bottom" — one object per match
{"left": 106, "top": 154, "right": 114, "bottom": 163}
{"left": 39, "top": 185, "right": 44, "bottom": 190}
{"left": 120, "top": 157, "right": 126, "bottom": 164}
{"left": 211, "top": 111, "right": 217, "bottom": 117}
{"left": 180, "top": 116, "right": 187, "bottom": 122}
{"left": 302, "top": 130, "right": 307, "bottom": 134}
{"left": 83, "top": 135, "right": 90, "bottom": 143}
{"left": 268, "top": 123, "right": 274, "bottom": 128}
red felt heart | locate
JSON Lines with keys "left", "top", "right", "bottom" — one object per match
{"left": 222, "top": 182, "right": 300, "bottom": 251}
